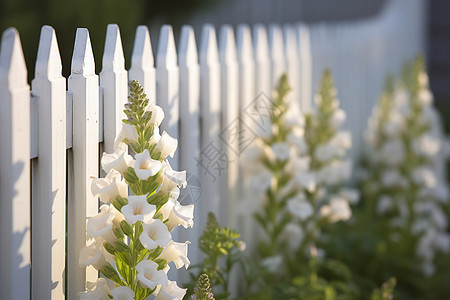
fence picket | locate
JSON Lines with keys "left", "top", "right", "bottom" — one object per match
{"left": 129, "top": 25, "right": 156, "bottom": 103}
{"left": 0, "top": 27, "right": 31, "bottom": 300}
{"left": 236, "top": 24, "right": 257, "bottom": 249}
{"left": 30, "top": 25, "right": 66, "bottom": 300}
{"left": 268, "top": 23, "right": 286, "bottom": 89}
{"left": 283, "top": 25, "right": 300, "bottom": 107}
{"left": 253, "top": 24, "right": 271, "bottom": 96}
{"left": 178, "top": 24, "right": 201, "bottom": 271}
{"left": 219, "top": 24, "right": 239, "bottom": 226}
{"left": 100, "top": 24, "right": 127, "bottom": 153}
{"left": 199, "top": 24, "right": 222, "bottom": 222}
{"left": 67, "top": 28, "right": 99, "bottom": 298}
{"left": 297, "top": 23, "right": 312, "bottom": 111}
{"left": 156, "top": 25, "right": 179, "bottom": 168}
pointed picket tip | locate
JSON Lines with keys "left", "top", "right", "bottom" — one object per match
{"left": 178, "top": 25, "right": 198, "bottom": 67}
{"left": 71, "top": 28, "right": 95, "bottom": 76}
{"left": 102, "top": 24, "right": 125, "bottom": 72}
{"left": 35, "top": 26, "right": 62, "bottom": 80}
{"left": 236, "top": 24, "right": 252, "bottom": 63}
{"left": 0, "top": 27, "right": 28, "bottom": 88}
{"left": 131, "top": 25, "right": 154, "bottom": 71}
{"left": 268, "top": 24, "right": 283, "bottom": 60}
{"left": 156, "top": 25, "right": 177, "bottom": 69}
{"left": 200, "top": 24, "right": 219, "bottom": 65}
{"left": 252, "top": 24, "right": 269, "bottom": 61}
{"left": 219, "top": 25, "right": 237, "bottom": 64}
{"left": 283, "top": 25, "right": 297, "bottom": 59}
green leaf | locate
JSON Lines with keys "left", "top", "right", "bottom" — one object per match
{"left": 120, "top": 220, "right": 133, "bottom": 237}
{"left": 100, "top": 265, "right": 122, "bottom": 284}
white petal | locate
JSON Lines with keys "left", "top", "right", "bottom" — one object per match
{"left": 134, "top": 149, "right": 162, "bottom": 180}
{"left": 139, "top": 219, "right": 172, "bottom": 250}
{"left": 136, "top": 260, "right": 168, "bottom": 289}
{"left": 155, "top": 280, "right": 187, "bottom": 300}
{"left": 110, "top": 286, "right": 135, "bottom": 300}
{"left": 102, "top": 142, "right": 133, "bottom": 174}
{"left": 159, "top": 240, "right": 190, "bottom": 269}
{"left": 114, "top": 124, "right": 139, "bottom": 148}
{"left": 121, "top": 195, "right": 156, "bottom": 224}
{"left": 155, "top": 131, "right": 178, "bottom": 159}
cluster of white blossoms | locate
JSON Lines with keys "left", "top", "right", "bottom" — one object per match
{"left": 79, "top": 81, "right": 193, "bottom": 300}
{"left": 245, "top": 72, "right": 357, "bottom": 271}
{"left": 288, "top": 69, "right": 358, "bottom": 254}
{"left": 363, "top": 57, "right": 450, "bottom": 276}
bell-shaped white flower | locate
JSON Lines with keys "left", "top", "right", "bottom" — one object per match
{"left": 250, "top": 169, "right": 274, "bottom": 192}
{"left": 159, "top": 198, "right": 194, "bottom": 231}
{"left": 136, "top": 260, "right": 168, "bottom": 289}
{"left": 79, "top": 278, "right": 111, "bottom": 300}
{"left": 271, "top": 142, "right": 291, "bottom": 161}
{"left": 121, "top": 195, "right": 156, "bottom": 224}
{"left": 91, "top": 170, "right": 128, "bottom": 204}
{"left": 315, "top": 142, "right": 335, "bottom": 162}
{"left": 376, "top": 195, "right": 394, "bottom": 214}
{"left": 159, "top": 240, "right": 190, "bottom": 269}
{"left": 79, "top": 242, "right": 109, "bottom": 271}
{"left": 338, "top": 188, "right": 360, "bottom": 205}
{"left": 134, "top": 149, "right": 162, "bottom": 180}
{"left": 280, "top": 223, "right": 304, "bottom": 250}
{"left": 412, "top": 134, "right": 440, "bottom": 157}
{"left": 294, "top": 171, "right": 316, "bottom": 192}
{"left": 287, "top": 194, "right": 313, "bottom": 221}
{"left": 261, "top": 255, "right": 283, "bottom": 273}
{"left": 147, "top": 104, "right": 165, "bottom": 127}
{"left": 115, "top": 124, "right": 139, "bottom": 148}
{"left": 329, "top": 108, "right": 346, "bottom": 128}
{"left": 150, "top": 126, "right": 162, "bottom": 145}
{"left": 157, "top": 161, "right": 187, "bottom": 197}
{"left": 154, "top": 280, "right": 187, "bottom": 300}
{"left": 154, "top": 131, "right": 178, "bottom": 160}
{"left": 102, "top": 142, "right": 134, "bottom": 175}
{"left": 87, "top": 204, "right": 121, "bottom": 243}
{"left": 110, "top": 286, "right": 135, "bottom": 300}
{"left": 320, "top": 196, "right": 351, "bottom": 223}
{"left": 287, "top": 126, "right": 308, "bottom": 154}
{"left": 139, "top": 219, "right": 172, "bottom": 249}
{"left": 330, "top": 131, "right": 351, "bottom": 155}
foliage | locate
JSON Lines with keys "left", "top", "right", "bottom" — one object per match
{"left": 187, "top": 213, "right": 244, "bottom": 300}
{"left": 79, "top": 80, "right": 192, "bottom": 299}
{"left": 192, "top": 274, "right": 215, "bottom": 300}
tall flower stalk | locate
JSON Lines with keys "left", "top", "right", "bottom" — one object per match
{"left": 245, "top": 74, "right": 306, "bottom": 270}
{"left": 294, "top": 69, "right": 358, "bottom": 259}
{"left": 363, "top": 56, "right": 450, "bottom": 276}
{"left": 79, "top": 80, "right": 193, "bottom": 300}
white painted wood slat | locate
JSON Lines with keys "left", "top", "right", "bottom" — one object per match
{"left": 236, "top": 24, "right": 258, "bottom": 251}
{"left": 253, "top": 24, "right": 271, "bottom": 96}
{"left": 31, "top": 25, "right": 66, "bottom": 300}
{"left": 297, "top": 23, "right": 312, "bottom": 112}
{"left": 268, "top": 23, "right": 286, "bottom": 89}
{"left": 100, "top": 24, "right": 127, "bottom": 154}
{"left": 219, "top": 24, "right": 239, "bottom": 226}
{"left": 0, "top": 27, "right": 31, "bottom": 300}
{"left": 283, "top": 25, "right": 300, "bottom": 107}
{"left": 156, "top": 25, "right": 179, "bottom": 169}
{"left": 178, "top": 25, "right": 201, "bottom": 265}
{"left": 199, "top": 24, "right": 221, "bottom": 223}
{"left": 129, "top": 25, "right": 156, "bottom": 104}
{"left": 67, "top": 28, "right": 99, "bottom": 299}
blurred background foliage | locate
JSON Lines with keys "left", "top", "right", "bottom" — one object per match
{"left": 0, "top": 0, "right": 222, "bottom": 79}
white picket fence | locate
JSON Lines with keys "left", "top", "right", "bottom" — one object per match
{"left": 0, "top": 0, "right": 425, "bottom": 299}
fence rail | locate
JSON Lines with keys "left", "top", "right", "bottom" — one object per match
{"left": 0, "top": 0, "right": 425, "bottom": 298}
